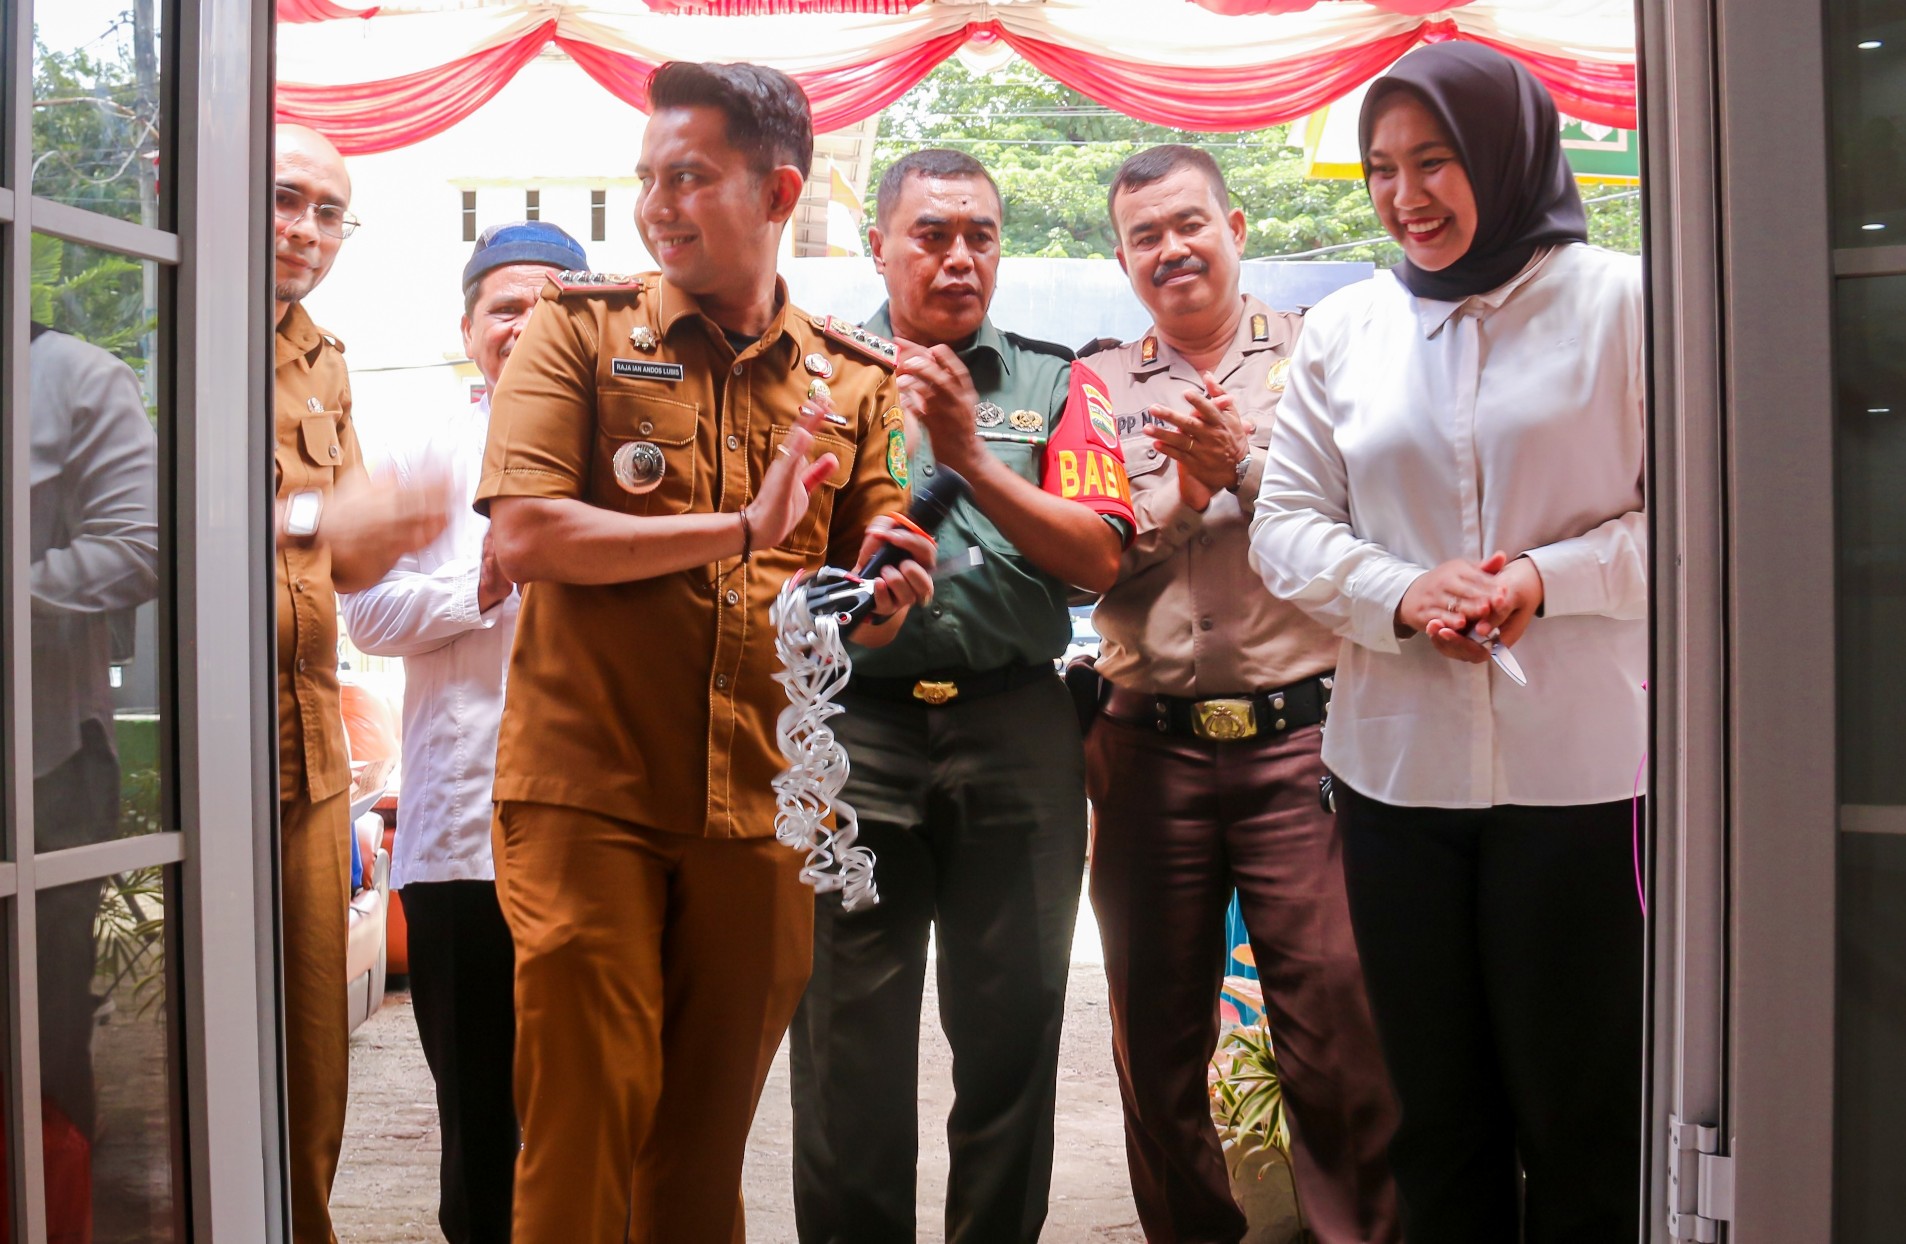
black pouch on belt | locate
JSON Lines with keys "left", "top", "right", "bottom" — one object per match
{"left": 1062, "top": 654, "right": 1103, "bottom": 737}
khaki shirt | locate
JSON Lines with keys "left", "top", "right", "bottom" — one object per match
{"left": 275, "top": 303, "right": 364, "bottom": 803}
{"left": 475, "top": 272, "right": 907, "bottom": 839}
{"left": 1091, "top": 296, "right": 1338, "bottom": 697}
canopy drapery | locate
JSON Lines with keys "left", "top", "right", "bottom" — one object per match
{"left": 275, "top": 0, "right": 1635, "bottom": 156}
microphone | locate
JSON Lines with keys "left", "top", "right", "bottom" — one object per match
{"left": 802, "top": 466, "right": 970, "bottom": 629}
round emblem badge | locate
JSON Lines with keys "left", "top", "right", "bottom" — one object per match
{"left": 612, "top": 441, "right": 667, "bottom": 494}
{"left": 975, "top": 402, "right": 1005, "bottom": 428}
{"left": 1009, "top": 409, "right": 1044, "bottom": 433}
{"left": 804, "top": 352, "right": 834, "bottom": 379}
{"left": 1267, "top": 357, "right": 1293, "bottom": 393}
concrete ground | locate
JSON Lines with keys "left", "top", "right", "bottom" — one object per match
{"left": 333, "top": 899, "right": 1147, "bottom": 1242}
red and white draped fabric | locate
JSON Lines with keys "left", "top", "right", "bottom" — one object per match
{"left": 275, "top": 0, "right": 1635, "bottom": 155}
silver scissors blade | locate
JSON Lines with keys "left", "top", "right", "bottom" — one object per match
{"left": 1465, "top": 623, "right": 1529, "bottom": 687}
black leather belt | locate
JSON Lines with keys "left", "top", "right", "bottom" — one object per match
{"left": 846, "top": 662, "right": 1056, "bottom": 708}
{"left": 1102, "top": 674, "right": 1333, "bottom": 742}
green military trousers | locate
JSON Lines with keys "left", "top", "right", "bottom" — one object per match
{"left": 789, "top": 671, "right": 1088, "bottom": 1244}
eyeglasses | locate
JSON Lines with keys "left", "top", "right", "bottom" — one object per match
{"left": 274, "top": 184, "right": 360, "bottom": 239}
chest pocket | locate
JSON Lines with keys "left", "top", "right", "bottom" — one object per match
{"left": 966, "top": 437, "right": 1042, "bottom": 557}
{"left": 286, "top": 414, "right": 343, "bottom": 492}
{"left": 772, "top": 424, "right": 857, "bottom": 556}
{"left": 597, "top": 392, "right": 699, "bottom": 517}
{"left": 1122, "top": 434, "right": 1170, "bottom": 485}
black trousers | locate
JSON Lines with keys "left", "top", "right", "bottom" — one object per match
{"left": 790, "top": 675, "right": 1087, "bottom": 1244}
{"left": 1335, "top": 785, "right": 1644, "bottom": 1244}
{"left": 401, "top": 879, "right": 519, "bottom": 1244}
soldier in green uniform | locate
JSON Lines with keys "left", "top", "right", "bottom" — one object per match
{"left": 789, "top": 149, "right": 1137, "bottom": 1244}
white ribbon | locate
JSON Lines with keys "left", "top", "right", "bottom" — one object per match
{"left": 771, "top": 575, "right": 879, "bottom": 911}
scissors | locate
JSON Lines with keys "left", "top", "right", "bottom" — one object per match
{"left": 1464, "top": 622, "right": 1529, "bottom": 687}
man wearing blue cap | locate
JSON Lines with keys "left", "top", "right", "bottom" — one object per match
{"left": 343, "top": 220, "right": 587, "bottom": 1244}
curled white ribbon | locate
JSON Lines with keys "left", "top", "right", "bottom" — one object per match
{"left": 771, "top": 574, "right": 879, "bottom": 911}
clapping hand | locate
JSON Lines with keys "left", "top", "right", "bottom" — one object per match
{"left": 1146, "top": 372, "right": 1251, "bottom": 511}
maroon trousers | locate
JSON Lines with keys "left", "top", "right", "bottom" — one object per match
{"left": 1086, "top": 714, "right": 1400, "bottom": 1244}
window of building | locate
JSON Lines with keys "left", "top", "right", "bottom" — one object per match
{"left": 525, "top": 189, "right": 540, "bottom": 221}
{"left": 461, "top": 190, "right": 476, "bottom": 242}
{"left": 591, "top": 189, "right": 606, "bottom": 242}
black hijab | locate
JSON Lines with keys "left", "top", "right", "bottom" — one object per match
{"left": 1357, "top": 42, "right": 1586, "bottom": 301}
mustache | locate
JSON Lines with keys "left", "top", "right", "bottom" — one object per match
{"left": 1153, "top": 256, "right": 1208, "bottom": 286}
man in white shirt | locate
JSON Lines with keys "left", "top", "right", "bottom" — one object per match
{"left": 343, "top": 220, "right": 588, "bottom": 1244}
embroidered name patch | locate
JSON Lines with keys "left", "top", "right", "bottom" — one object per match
{"left": 612, "top": 359, "right": 685, "bottom": 382}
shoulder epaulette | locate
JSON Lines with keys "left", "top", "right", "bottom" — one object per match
{"left": 1002, "top": 330, "right": 1073, "bottom": 362}
{"left": 1075, "top": 336, "right": 1121, "bottom": 360}
{"left": 812, "top": 314, "right": 897, "bottom": 368}
{"left": 546, "top": 271, "right": 644, "bottom": 298}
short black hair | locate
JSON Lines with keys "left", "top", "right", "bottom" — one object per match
{"left": 647, "top": 61, "right": 814, "bottom": 178}
{"left": 1107, "top": 144, "right": 1230, "bottom": 230}
{"left": 875, "top": 148, "right": 1003, "bottom": 227}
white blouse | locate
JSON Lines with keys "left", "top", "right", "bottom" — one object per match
{"left": 342, "top": 396, "right": 518, "bottom": 885}
{"left": 1249, "top": 244, "right": 1647, "bottom": 808}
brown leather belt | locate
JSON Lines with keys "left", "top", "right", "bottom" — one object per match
{"left": 846, "top": 662, "right": 1056, "bottom": 708}
{"left": 1102, "top": 674, "right": 1332, "bottom": 742}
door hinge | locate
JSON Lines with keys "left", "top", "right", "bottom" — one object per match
{"left": 1668, "top": 1114, "right": 1735, "bottom": 1241}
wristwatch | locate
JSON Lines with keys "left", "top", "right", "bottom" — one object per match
{"left": 1229, "top": 451, "right": 1254, "bottom": 492}
{"left": 285, "top": 488, "right": 324, "bottom": 540}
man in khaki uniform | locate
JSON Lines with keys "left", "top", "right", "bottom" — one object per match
{"left": 1085, "top": 145, "right": 1400, "bottom": 1244}
{"left": 272, "top": 123, "right": 449, "bottom": 1244}
{"left": 477, "top": 63, "right": 933, "bottom": 1242}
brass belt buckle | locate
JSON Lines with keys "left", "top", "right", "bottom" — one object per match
{"left": 913, "top": 679, "right": 959, "bottom": 706}
{"left": 1192, "top": 698, "right": 1257, "bottom": 741}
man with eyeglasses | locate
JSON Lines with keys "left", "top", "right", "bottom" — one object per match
{"left": 272, "top": 122, "right": 448, "bottom": 1244}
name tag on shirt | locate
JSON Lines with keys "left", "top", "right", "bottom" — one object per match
{"left": 613, "top": 359, "right": 685, "bottom": 382}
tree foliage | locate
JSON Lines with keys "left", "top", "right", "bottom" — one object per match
{"left": 31, "top": 32, "right": 160, "bottom": 373}
{"left": 867, "top": 59, "right": 1640, "bottom": 264}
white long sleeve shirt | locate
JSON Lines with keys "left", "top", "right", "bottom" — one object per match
{"left": 343, "top": 396, "right": 517, "bottom": 885}
{"left": 1250, "top": 244, "right": 1646, "bottom": 808}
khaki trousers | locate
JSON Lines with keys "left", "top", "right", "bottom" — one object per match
{"left": 281, "top": 790, "right": 351, "bottom": 1244}
{"left": 493, "top": 801, "right": 813, "bottom": 1244}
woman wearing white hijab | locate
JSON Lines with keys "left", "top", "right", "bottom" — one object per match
{"left": 1250, "top": 42, "right": 1646, "bottom": 1244}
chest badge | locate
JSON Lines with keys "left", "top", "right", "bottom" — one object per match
{"left": 306, "top": 397, "right": 324, "bottom": 413}
{"left": 808, "top": 377, "right": 832, "bottom": 404}
{"left": 804, "top": 352, "right": 834, "bottom": 379}
{"left": 1266, "top": 357, "right": 1292, "bottom": 393}
{"left": 613, "top": 358, "right": 685, "bottom": 382}
{"left": 629, "top": 325, "right": 658, "bottom": 352}
{"left": 612, "top": 441, "right": 667, "bottom": 494}
{"left": 974, "top": 401, "right": 1005, "bottom": 428}
{"left": 1009, "top": 409, "right": 1043, "bottom": 433}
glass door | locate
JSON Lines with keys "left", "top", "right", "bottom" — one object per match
{"left": 3, "top": 0, "right": 281, "bottom": 1238}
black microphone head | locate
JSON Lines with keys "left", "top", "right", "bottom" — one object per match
{"left": 908, "top": 466, "right": 970, "bottom": 531}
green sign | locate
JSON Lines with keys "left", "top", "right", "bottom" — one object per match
{"left": 1561, "top": 118, "right": 1639, "bottom": 184}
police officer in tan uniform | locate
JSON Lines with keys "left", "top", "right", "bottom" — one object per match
{"left": 1085, "top": 145, "right": 1400, "bottom": 1244}
{"left": 475, "top": 63, "right": 934, "bottom": 1242}
{"left": 271, "top": 123, "right": 449, "bottom": 1243}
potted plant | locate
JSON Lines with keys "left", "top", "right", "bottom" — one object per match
{"left": 1210, "top": 974, "right": 1310, "bottom": 1244}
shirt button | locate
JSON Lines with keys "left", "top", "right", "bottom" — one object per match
{"left": 732, "top": 364, "right": 744, "bottom": 377}
{"left": 724, "top": 589, "right": 739, "bottom": 605}
{"left": 726, "top": 434, "right": 740, "bottom": 450}
{"left": 640, "top": 420, "right": 655, "bottom": 435}
{"left": 328, "top": 445, "right": 340, "bottom": 460}
{"left": 931, "top": 605, "right": 943, "bottom": 618}
{"left": 922, "top": 463, "right": 936, "bottom": 477}
{"left": 297, "top": 657, "right": 308, "bottom": 672}
{"left": 1199, "top": 617, "right": 1214, "bottom": 632}
{"left": 294, "top": 578, "right": 305, "bottom": 593}
{"left": 1198, "top": 534, "right": 1212, "bottom": 548}
{"left": 715, "top": 674, "right": 729, "bottom": 690}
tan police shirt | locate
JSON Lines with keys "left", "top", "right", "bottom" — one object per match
{"left": 1091, "top": 295, "right": 1338, "bottom": 698}
{"left": 474, "top": 272, "right": 907, "bottom": 839}
{"left": 275, "top": 303, "right": 364, "bottom": 803}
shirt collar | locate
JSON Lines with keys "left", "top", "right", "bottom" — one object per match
{"left": 654, "top": 274, "right": 793, "bottom": 356}
{"left": 1133, "top": 295, "right": 1287, "bottom": 378}
{"left": 1409, "top": 245, "right": 1558, "bottom": 339}
{"left": 276, "top": 302, "right": 329, "bottom": 367}
{"left": 863, "top": 304, "right": 1012, "bottom": 375}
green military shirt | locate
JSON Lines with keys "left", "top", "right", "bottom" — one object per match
{"left": 849, "top": 306, "right": 1117, "bottom": 677}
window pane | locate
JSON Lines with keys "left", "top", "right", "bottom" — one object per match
{"left": 1828, "top": 1, "right": 1906, "bottom": 247}
{"left": 29, "top": 237, "right": 167, "bottom": 854}
{"left": 38, "top": 867, "right": 185, "bottom": 1240}
{"left": 31, "top": 0, "right": 170, "bottom": 227}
